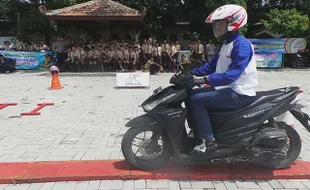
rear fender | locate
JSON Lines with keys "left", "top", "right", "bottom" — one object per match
{"left": 290, "top": 103, "right": 310, "bottom": 132}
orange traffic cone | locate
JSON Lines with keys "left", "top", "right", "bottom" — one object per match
{"left": 48, "top": 73, "right": 63, "bottom": 90}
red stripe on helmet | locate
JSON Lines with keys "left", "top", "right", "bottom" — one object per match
{"left": 230, "top": 15, "right": 246, "bottom": 31}
{"left": 205, "top": 13, "right": 213, "bottom": 22}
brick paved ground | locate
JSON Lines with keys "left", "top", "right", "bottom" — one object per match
{"left": 2, "top": 179, "right": 310, "bottom": 189}
{"left": 1, "top": 70, "right": 310, "bottom": 189}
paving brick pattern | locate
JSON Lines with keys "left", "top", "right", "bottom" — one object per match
{"left": 1, "top": 70, "right": 310, "bottom": 189}
{"left": 1, "top": 179, "right": 310, "bottom": 189}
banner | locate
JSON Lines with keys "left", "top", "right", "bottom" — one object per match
{"left": 254, "top": 53, "right": 283, "bottom": 68}
{"left": 116, "top": 71, "right": 150, "bottom": 87}
{"left": 248, "top": 38, "right": 307, "bottom": 68}
{"left": 0, "top": 51, "right": 48, "bottom": 70}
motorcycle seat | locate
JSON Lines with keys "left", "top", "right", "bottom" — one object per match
{"left": 211, "top": 87, "right": 299, "bottom": 116}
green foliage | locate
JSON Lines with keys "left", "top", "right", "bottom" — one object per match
{"left": 121, "top": 0, "right": 182, "bottom": 35}
{"left": 261, "top": 9, "right": 309, "bottom": 37}
{"left": 2, "top": 0, "right": 310, "bottom": 42}
{"left": 0, "top": 0, "right": 74, "bottom": 42}
{"left": 121, "top": 0, "right": 248, "bottom": 39}
{"left": 204, "top": 0, "right": 247, "bottom": 11}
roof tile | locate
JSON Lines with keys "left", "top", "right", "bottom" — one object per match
{"left": 46, "top": 0, "right": 141, "bottom": 17}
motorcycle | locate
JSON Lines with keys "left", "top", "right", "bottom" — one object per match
{"left": 121, "top": 69, "right": 310, "bottom": 170}
{"left": 291, "top": 52, "right": 310, "bottom": 69}
{"left": 283, "top": 51, "right": 310, "bottom": 69}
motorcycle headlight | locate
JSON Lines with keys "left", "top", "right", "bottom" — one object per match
{"left": 142, "top": 99, "right": 162, "bottom": 112}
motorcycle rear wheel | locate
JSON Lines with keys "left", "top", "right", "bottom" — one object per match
{"left": 121, "top": 127, "right": 172, "bottom": 170}
{"left": 262, "top": 122, "right": 301, "bottom": 169}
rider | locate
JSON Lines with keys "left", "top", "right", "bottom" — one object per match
{"left": 186, "top": 4, "right": 258, "bottom": 154}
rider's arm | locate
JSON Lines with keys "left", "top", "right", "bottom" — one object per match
{"left": 207, "top": 39, "right": 253, "bottom": 86}
{"left": 191, "top": 46, "right": 221, "bottom": 76}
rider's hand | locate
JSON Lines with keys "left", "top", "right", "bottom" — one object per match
{"left": 204, "top": 83, "right": 211, "bottom": 88}
{"left": 187, "top": 77, "right": 208, "bottom": 88}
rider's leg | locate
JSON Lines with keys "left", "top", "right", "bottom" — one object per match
{"left": 185, "top": 87, "right": 215, "bottom": 135}
{"left": 189, "top": 88, "right": 255, "bottom": 153}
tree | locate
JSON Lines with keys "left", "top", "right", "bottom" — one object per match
{"left": 261, "top": 9, "right": 309, "bottom": 37}
{"left": 194, "top": 0, "right": 247, "bottom": 39}
{"left": 121, "top": 0, "right": 183, "bottom": 36}
{"left": 121, "top": 0, "right": 249, "bottom": 39}
{"left": 0, "top": 0, "right": 75, "bottom": 43}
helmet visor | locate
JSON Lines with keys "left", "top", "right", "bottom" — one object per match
{"left": 212, "top": 20, "right": 228, "bottom": 38}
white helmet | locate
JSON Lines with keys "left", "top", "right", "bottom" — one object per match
{"left": 205, "top": 4, "right": 247, "bottom": 37}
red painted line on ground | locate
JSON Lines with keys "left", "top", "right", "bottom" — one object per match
{"left": 20, "top": 103, "right": 54, "bottom": 116}
{"left": 0, "top": 103, "right": 17, "bottom": 110}
{"left": 0, "top": 160, "right": 309, "bottom": 184}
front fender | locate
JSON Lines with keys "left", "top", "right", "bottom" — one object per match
{"left": 125, "top": 114, "right": 159, "bottom": 128}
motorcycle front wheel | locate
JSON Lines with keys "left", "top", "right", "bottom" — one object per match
{"left": 121, "top": 126, "right": 172, "bottom": 170}
{"left": 263, "top": 122, "right": 301, "bottom": 169}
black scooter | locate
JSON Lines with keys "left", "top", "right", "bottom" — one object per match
{"left": 121, "top": 70, "right": 310, "bottom": 170}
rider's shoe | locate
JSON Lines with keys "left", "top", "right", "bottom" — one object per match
{"left": 192, "top": 138, "right": 218, "bottom": 154}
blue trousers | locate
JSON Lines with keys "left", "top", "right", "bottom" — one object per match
{"left": 186, "top": 87, "right": 255, "bottom": 140}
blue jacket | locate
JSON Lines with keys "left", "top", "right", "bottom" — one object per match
{"left": 192, "top": 32, "right": 254, "bottom": 86}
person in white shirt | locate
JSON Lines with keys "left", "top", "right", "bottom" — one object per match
{"left": 76, "top": 45, "right": 86, "bottom": 72}
{"left": 68, "top": 45, "right": 79, "bottom": 71}
{"left": 195, "top": 40, "right": 205, "bottom": 60}
{"left": 170, "top": 42, "right": 178, "bottom": 70}
{"left": 123, "top": 46, "right": 130, "bottom": 70}
{"left": 152, "top": 41, "right": 162, "bottom": 66}
{"left": 206, "top": 39, "right": 216, "bottom": 61}
{"left": 143, "top": 40, "right": 153, "bottom": 64}
{"left": 107, "top": 46, "right": 117, "bottom": 71}
{"left": 161, "top": 40, "right": 171, "bottom": 70}
{"left": 129, "top": 46, "right": 137, "bottom": 70}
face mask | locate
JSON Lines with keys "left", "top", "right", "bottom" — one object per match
{"left": 212, "top": 21, "right": 227, "bottom": 38}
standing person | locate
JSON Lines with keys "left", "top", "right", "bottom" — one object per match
{"left": 68, "top": 45, "right": 79, "bottom": 71}
{"left": 206, "top": 39, "right": 216, "bottom": 61}
{"left": 174, "top": 41, "right": 181, "bottom": 65}
{"left": 134, "top": 46, "right": 142, "bottom": 70}
{"left": 170, "top": 42, "right": 178, "bottom": 71}
{"left": 107, "top": 46, "right": 117, "bottom": 72}
{"left": 76, "top": 45, "right": 87, "bottom": 72}
{"left": 161, "top": 40, "right": 171, "bottom": 71}
{"left": 116, "top": 46, "right": 125, "bottom": 71}
{"left": 152, "top": 41, "right": 162, "bottom": 66}
{"left": 144, "top": 40, "right": 153, "bottom": 64}
{"left": 52, "top": 36, "right": 67, "bottom": 70}
{"left": 195, "top": 40, "right": 205, "bottom": 60}
{"left": 123, "top": 45, "right": 130, "bottom": 70}
{"left": 129, "top": 46, "right": 137, "bottom": 70}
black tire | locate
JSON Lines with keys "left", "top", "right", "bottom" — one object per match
{"left": 293, "top": 59, "right": 304, "bottom": 68}
{"left": 263, "top": 122, "right": 301, "bottom": 169}
{"left": 121, "top": 127, "right": 172, "bottom": 170}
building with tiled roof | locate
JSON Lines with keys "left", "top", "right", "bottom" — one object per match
{"left": 44, "top": 0, "right": 146, "bottom": 21}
